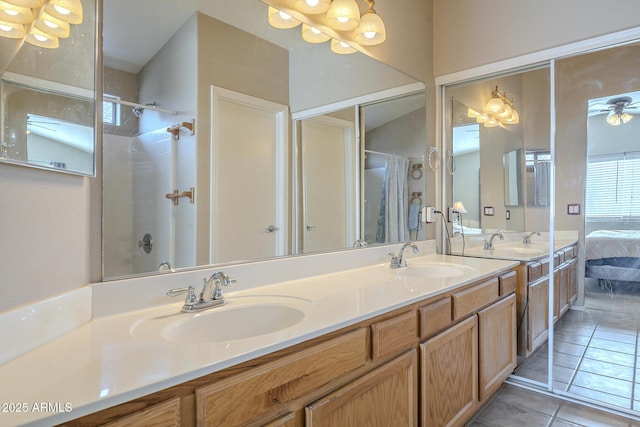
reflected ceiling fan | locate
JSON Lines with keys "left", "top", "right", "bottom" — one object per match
{"left": 590, "top": 96, "right": 640, "bottom": 126}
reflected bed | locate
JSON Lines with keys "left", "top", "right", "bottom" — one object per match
{"left": 585, "top": 230, "right": 640, "bottom": 286}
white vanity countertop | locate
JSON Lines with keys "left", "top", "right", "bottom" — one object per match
{"left": 0, "top": 253, "right": 518, "bottom": 426}
{"left": 451, "top": 239, "right": 578, "bottom": 262}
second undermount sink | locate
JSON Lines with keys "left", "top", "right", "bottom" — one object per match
{"left": 131, "top": 295, "right": 319, "bottom": 344}
{"left": 395, "top": 262, "right": 474, "bottom": 278}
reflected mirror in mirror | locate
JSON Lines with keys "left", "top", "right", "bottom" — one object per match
{"left": 503, "top": 149, "right": 522, "bottom": 207}
{"left": 0, "top": 0, "right": 97, "bottom": 177}
{"left": 102, "top": 0, "right": 426, "bottom": 279}
{"left": 446, "top": 65, "right": 551, "bottom": 233}
{"left": 525, "top": 149, "right": 551, "bottom": 207}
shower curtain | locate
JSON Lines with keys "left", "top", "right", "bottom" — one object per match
{"left": 534, "top": 160, "right": 550, "bottom": 206}
{"left": 376, "top": 156, "right": 410, "bottom": 243}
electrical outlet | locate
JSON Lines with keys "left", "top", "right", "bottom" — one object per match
{"left": 423, "top": 206, "right": 436, "bottom": 223}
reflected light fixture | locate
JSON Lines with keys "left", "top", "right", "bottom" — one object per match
{"left": 268, "top": 6, "right": 300, "bottom": 29}
{"left": 302, "top": 23, "right": 330, "bottom": 43}
{"left": 294, "top": 0, "right": 330, "bottom": 14}
{"left": 330, "top": 38, "right": 356, "bottom": 54}
{"left": 266, "top": 0, "right": 387, "bottom": 55}
{"left": 0, "top": 0, "right": 82, "bottom": 48}
{"left": 605, "top": 98, "right": 634, "bottom": 126}
{"left": 467, "top": 86, "right": 520, "bottom": 128}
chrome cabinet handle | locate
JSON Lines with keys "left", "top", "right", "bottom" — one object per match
{"left": 265, "top": 225, "right": 280, "bottom": 233}
{"left": 306, "top": 225, "right": 316, "bottom": 231}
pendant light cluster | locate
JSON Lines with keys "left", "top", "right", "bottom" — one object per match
{"left": 267, "top": 0, "right": 386, "bottom": 55}
{"left": 467, "top": 86, "right": 520, "bottom": 128}
{"left": 0, "top": 0, "right": 83, "bottom": 49}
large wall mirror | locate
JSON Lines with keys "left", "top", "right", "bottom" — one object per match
{"left": 0, "top": 0, "right": 97, "bottom": 176}
{"left": 102, "top": 0, "right": 427, "bottom": 279}
{"left": 445, "top": 66, "right": 551, "bottom": 233}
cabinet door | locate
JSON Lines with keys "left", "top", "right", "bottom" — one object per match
{"left": 529, "top": 278, "right": 549, "bottom": 354}
{"left": 305, "top": 350, "right": 418, "bottom": 427}
{"left": 568, "top": 258, "right": 578, "bottom": 304}
{"left": 420, "top": 315, "right": 478, "bottom": 427}
{"left": 478, "top": 294, "right": 516, "bottom": 401}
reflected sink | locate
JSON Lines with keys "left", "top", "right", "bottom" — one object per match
{"left": 395, "top": 262, "right": 474, "bottom": 278}
{"left": 131, "top": 295, "right": 318, "bottom": 344}
{"left": 464, "top": 244, "right": 548, "bottom": 259}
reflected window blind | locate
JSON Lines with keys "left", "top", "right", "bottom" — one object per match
{"left": 586, "top": 152, "right": 640, "bottom": 219}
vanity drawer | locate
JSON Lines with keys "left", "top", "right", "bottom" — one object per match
{"left": 102, "top": 398, "right": 181, "bottom": 427}
{"left": 527, "top": 262, "right": 542, "bottom": 283}
{"left": 540, "top": 259, "right": 550, "bottom": 277}
{"left": 195, "top": 328, "right": 368, "bottom": 426}
{"left": 563, "top": 246, "right": 575, "bottom": 261}
{"left": 371, "top": 311, "right": 418, "bottom": 361}
{"left": 419, "top": 297, "right": 452, "bottom": 339}
{"left": 452, "top": 278, "right": 499, "bottom": 321}
{"left": 499, "top": 271, "right": 517, "bottom": 296}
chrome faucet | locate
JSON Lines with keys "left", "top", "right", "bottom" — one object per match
{"left": 167, "top": 271, "right": 236, "bottom": 313}
{"left": 158, "top": 261, "right": 175, "bottom": 272}
{"left": 484, "top": 231, "right": 504, "bottom": 250}
{"left": 353, "top": 239, "right": 368, "bottom": 248}
{"left": 390, "top": 242, "right": 419, "bottom": 268}
{"left": 522, "top": 231, "right": 541, "bottom": 244}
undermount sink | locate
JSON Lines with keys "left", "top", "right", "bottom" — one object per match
{"left": 395, "top": 262, "right": 474, "bottom": 278}
{"left": 131, "top": 295, "right": 318, "bottom": 344}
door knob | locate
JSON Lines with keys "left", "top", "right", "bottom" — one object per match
{"left": 306, "top": 225, "right": 316, "bottom": 231}
{"left": 265, "top": 225, "right": 280, "bottom": 233}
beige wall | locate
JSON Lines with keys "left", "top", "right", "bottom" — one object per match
{"left": 555, "top": 43, "right": 640, "bottom": 235}
{"left": 433, "top": 0, "right": 640, "bottom": 76}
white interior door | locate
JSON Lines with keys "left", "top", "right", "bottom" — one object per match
{"left": 211, "top": 86, "right": 288, "bottom": 263}
{"left": 301, "top": 115, "right": 356, "bottom": 253}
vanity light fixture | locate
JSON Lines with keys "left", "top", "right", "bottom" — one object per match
{"left": 467, "top": 86, "right": 520, "bottom": 128}
{"left": 265, "top": 0, "right": 386, "bottom": 55}
{"left": 0, "top": 0, "right": 82, "bottom": 48}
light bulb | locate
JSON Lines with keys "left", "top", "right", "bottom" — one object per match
{"left": 294, "top": 0, "right": 330, "bottom": 14}
{"left": 330, "top": 38, "right": 357, "bottom": 54}
{"left": 268, "top": 6, "right": 301, "bottom": 29}
{"left": 0, "top": 19, "right": 24, "bottom": 38}
{"left": 484, "top": 97, "right": 505, "bottom": 114}
{"left": 354, "top": 9, "right": 386, "bottom": 45}
{"left": 302, "top": 23, "right": 330, "bottom": 43}
{"left": 326, "top": 0, "right": 360, "bottom": 31}
{"left": 45, "top": 0, "right": 83, "bottom": 24}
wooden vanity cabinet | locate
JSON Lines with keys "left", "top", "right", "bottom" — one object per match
{"left": 420, "top": 275, "right": 517, "bottom": 427}
{"left": 517, "top": 244, "right": 578, "bottom": 359}
{"left": 59, "top": 268, "right": 518, "bottom": 427}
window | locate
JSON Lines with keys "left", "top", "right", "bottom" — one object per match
{"left": 103, "top": 95, "right": 120, "bottom": 126}
{"left": 585, "top": 152, "right": 640, "bottom": 220}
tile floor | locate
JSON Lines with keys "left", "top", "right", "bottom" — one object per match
{"left": 467, "top": 383, "right": 640, "bottom": 427}
{"left": 513, "top": 278, "right": 640, "bottom": 412}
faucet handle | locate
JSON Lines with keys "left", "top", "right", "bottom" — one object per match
{"left": 167, "top": 285, "right": 198, "bottom": 306}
